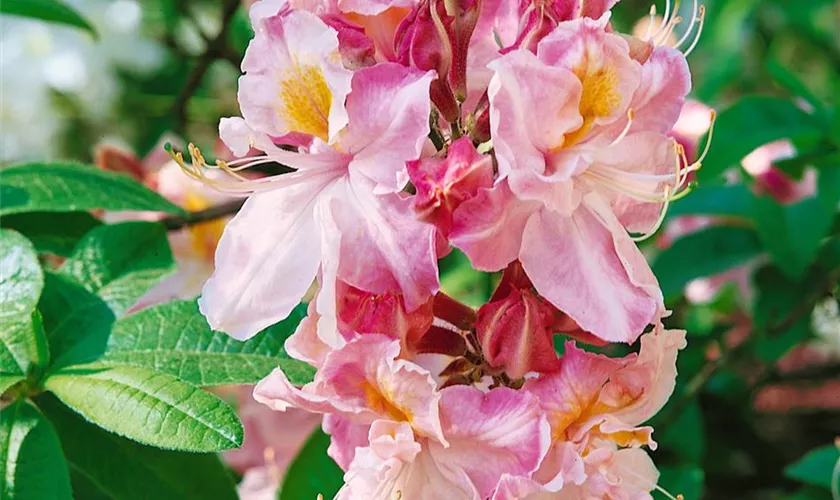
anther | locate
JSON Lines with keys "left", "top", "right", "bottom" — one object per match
{"left": 683, "top": 5, "right": 706, "bottom": 56}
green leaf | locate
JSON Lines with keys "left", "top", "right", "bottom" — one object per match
{"left": 698, "top": 96, "right": 825, "bottom": 181}
{"left": 0, "top": 374, "right": 25, "bottom": 395}
{"left": 0, "top": 229, "right": 44, "bottom": 321}
{"left": 101, "top": 300, "right": 314, "bottom": 386}
{"left": 767, "top": 59, "right": 827, "bottom": 117}
{"left": 667, "top": 184, "right": 755, "bottom": 219}
{"left": 652, "top": 226, "right": 763, "bottom": 299}
{"left": 657, "top": 401, "right": 706, "bottom": 463}
{"left": 59, "top": 221, "right": 175, "bottom": 316}
{"left": 279, "top": 428, "right": 344, "bottom": 500}
{"left": 0, "top": 400, "right": 72, "bottom": 500}
{"left": 0, "top": 230, "right": 46, "bottom": 377}
{"left": 0, "top": 0, "right": 97, "bottom": 38}
{"left": 45, "top": 364, "right": 243, "bottom": 452}
{"left": 752, "top": 165, "right": 839, "bottom": 280}
{"left": 36, "top": 394, "right": 239, "bottom": 500}
{"left": 0, "top": 162, "right": 184, "bottom": 216}
{"left": 1, "top": 212, "right": 102, "bottom": 257}
{"left": 38, "top": 272, "right": 115, "bottom": 368}
{"left": 751, "top": 265, "right": 815, "bottom": 362}
{"left": 657, "top": 465, "right": 704, "bottom": 500}
{"left": 784, "top": 444, "right": 840, "bottom": 490}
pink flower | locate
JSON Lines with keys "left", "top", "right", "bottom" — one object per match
{"left": 521, "top": 327, "right": 685, "bottom": 491}
{"left": 180, "top": 6, "right": 440, "bottom": 343}
{"left": 407, "top": 136, "right": 494, "bottom": 236}
{"left": 337, "top": 386, "right": 549, "bottom": 500}
{"left": 254, "top": 335, "right": 550, "bottom": 499}
{"left": 451, "top": 15, "right": 694, "bottom": 343}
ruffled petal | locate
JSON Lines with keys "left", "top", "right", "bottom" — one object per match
{"left": 430, "top": 386, "right": 551, "bottom": 498}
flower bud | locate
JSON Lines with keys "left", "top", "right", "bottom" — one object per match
{"left": 407, "top": 137, "right": 494, "bottom": 235}
{"left": 336, "top": 281, "right": 434, "bottom": 355}
{"left": 476, "top": 287, "right": 560, "bottom": 379}
{"left": 395, "top": 0, "right": 482, "bottom": 122}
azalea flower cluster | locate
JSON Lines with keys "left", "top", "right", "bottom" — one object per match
{"left": 171, "top": 0, "right": 710, "bottom": 497}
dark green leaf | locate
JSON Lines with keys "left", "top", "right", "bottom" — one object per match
{"left": 784, "top": 444, "right": 840, "bottom": 490}
{"left": 0, "top": 230, "right": 46, "bottom": 377}
{"left": 0, "top": 0, "right": 97, "bottom": 38}
{"left": 0, "top": 162, "right": 184, "bottom": 216}
{"left": 59, "top": 221, "right": 175, "bottom": 316}
{"left": 0, "top": 212, "right": 102, "bottom": 257}
{"left": 658, "top": 465, "right": 704, "bottom": 500}
{"left": 657, "top": 401, "right": 706, "bottom": 463}
{"left": 652, "top": 226, "right": 763, "bottom": 299}
{"left": 752, "top": 164, "right": 839, "bottom": 280}
{"left": 37, "top": 394, "right": 239, "bottom": 500}
{"left": 767, "top": 59, "right": 827, "bottom": 116}
{"left": 279, "top": 428, "right": 344, "bottom": 500}
{"left": 45, "top": 364, "right": 243, "bottom": 452}
{"left": 698, "top": 96, "right": 825, "bottom": 181}
{"left": 0, "top": 400, "right": 72, "bottom": 499}
{"left": 38, "top": 272, "right": 115, "bottom": 368}
{"left": 751, "top": 265, "right": 816, "bottom": 362}
{"left": 667, "top": 184, "right": 754, "bottom": 219}
{"left": 101, "top": 300, "right": 314, "bottom": 386}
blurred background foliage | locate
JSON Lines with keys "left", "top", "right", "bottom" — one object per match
{"left": 1, "top": 0, "right": 839, "bottom": 499}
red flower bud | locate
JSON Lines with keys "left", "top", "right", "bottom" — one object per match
{"left": 476, "top": 287, "right": 560, "bottom": 379}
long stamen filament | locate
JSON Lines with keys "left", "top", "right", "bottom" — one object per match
{"left": 654, "top": 16, "right": 682, "bottom": 45}
{"left": 651, "top": 0, "right": 672, "bottom": 40}
{"left": 631, "top": 187, "right": 672, "bottom": 241}
{"left": 693, "top": 109, "right": 715, "bottom": 166}
{"left": 643, "top": 5, "right": 657, "bottom": 40}
{"left": 683, "top": 5, "right": 706, "bottom": 56}
{"left": 673, "top": 0, "right": 699, "bottom": 49}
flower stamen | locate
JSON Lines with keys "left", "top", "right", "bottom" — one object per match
{"left": 608, "top": 109, "right": 636, "bottom": 148}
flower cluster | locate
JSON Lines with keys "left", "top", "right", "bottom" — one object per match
{"left": 172, "top": 0, "right": 709, "bottom": 497}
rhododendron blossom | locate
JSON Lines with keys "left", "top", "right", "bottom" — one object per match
{"left": 175, "top": 0, "right": 708, "bottom": 497}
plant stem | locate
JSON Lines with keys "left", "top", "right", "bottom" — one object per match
{"left": 162, "top": 199, "right": 244, "bottom": 231}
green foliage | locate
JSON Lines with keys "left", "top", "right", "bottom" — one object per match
{"left": 45, "top": 365, "right": 243, "bottom": 452}
{"left": 0, "top": 401, "right": 72, "bottom": 500}
{"left": 279, "top": 429, "right": 345, "bottom": 500}
{"left": 58, "top": 221, "right": 175, "bottom": 315}
{"left": 784, "top": 444, "right": 840, "bottom": 491}
{"left": 0, "top": 163, "right": 185, "bottom": 216}
{"left": 698, "top": 97, "right": 825, "bottom": 181}
{"left": 0, "top": 212, "right": 102, "bottom": 258}
{"left": 0, "top": 0, "right": 97, "bottom": 38}
{"left": 652, "top": 226, "right": 763, "bottom": 300}
{"left": 38, "top": 394, "right": 239, "bottom": 500}
{"left": 0, "top": 230, "right": 44, "bottom": 321}
{"left": 99, "top": 300, "right": 314, "bottom": 386}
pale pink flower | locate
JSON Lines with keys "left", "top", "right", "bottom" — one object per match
{"left": 520, "top": 327, "right": 685, "bottom": 492}
{"left": 452, "top": 15, "right": 693, "bottom": 343}
{"left": 182, "top": 7, "right": 440, "bottom": 343}
{"left": 337, "top": 387, "right": 549, "bottom": 500}
{"left": 254, "top": 335, "right": 549, "bottom": 499}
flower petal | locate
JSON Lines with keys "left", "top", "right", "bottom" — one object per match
{"left": 199, "top": 177, "right": 328, "bottom": 340}
{"left": 430, "top": 386, "right": 551, "bottom": 498}
{"left": 519, "top": 197, "right": 661, "bottom": 343}
{"left": 342, "top": 63, "right": 435, "bottom": 192}
{"left": 450, "top": 181, "right": 539, "bottom": 272}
